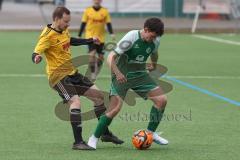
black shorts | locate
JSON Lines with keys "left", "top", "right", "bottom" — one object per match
{"left": 88, "top": 43, "right": 105, "bottom": 54}
{"left": 53, "top": 72, "right": 94, "bottom": 102}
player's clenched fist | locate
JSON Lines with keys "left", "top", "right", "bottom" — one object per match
{"left": 32, "top": 53, "right": 42, "bottom": 64}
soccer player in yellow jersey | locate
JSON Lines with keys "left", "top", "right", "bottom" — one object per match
{"left": 32, "top": 6, "right": 123, "bottom": 150}
{"left": 78, "top": 0, "right": 115, "bottom": 81}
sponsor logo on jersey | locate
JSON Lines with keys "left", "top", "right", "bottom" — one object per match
{"left": 146, "top": 47, "right": 152, "bottom": 53}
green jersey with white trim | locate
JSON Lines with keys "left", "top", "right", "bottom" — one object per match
{"left": 114, "top": 30, "right": 160, "bottom": 79}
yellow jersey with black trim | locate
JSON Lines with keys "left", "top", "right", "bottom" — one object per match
{"left": 34, "top": 25, "right": 77, "bottom": 86}
{"left": 82, "top": 6, "right": 111, "bottom": 43}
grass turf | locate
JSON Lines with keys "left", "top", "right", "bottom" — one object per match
{"left": 0, "top": 32, "right": 240, "bottom": 160}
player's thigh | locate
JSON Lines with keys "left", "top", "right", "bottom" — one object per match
{"left": 110, "top": 79, "right": 128, "bottom": 100}
{"left": 66, "top": 72, "right": 95, "bottom": 96}
{"left": 53, "top": 76, "right": 79, "bottom": 103}
{"left": 83, "top": 85, "right": 104, "bottom": 105}
{"left": 131, "top": 75, "right": 158, "bottom": 100}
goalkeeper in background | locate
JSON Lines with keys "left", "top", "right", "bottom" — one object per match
{"left": 32, "top": 6, "right": 123, "bottom": 150}
{"left": 78, "top": 0, "right": 115, "bottom": 81}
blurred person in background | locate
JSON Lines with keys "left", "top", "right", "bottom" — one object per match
{"left": 0, "top": 0, "right": 3, "bottom": 11}
{"left": 78, "top": 0, "right": 115, "bottom": 81}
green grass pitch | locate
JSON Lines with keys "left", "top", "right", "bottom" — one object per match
{"left": 0, "top": 31, "right": 240, "bottom": 160}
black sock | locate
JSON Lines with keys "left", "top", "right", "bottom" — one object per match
{"left": 94, "top": 104, "right": 110, "bottom": 135}
{"left": 70, "top": 108, "right": 83, "bottom": 144}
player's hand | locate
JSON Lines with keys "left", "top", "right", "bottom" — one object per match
{"left": 146, "top": 63, "right": 156, "bottom": 72}
{"left": 32, "top": 53, "right": 42, "bottom": 64}
{"left": 93, "top": 37, "right": 100, "bottom": 45}
{"left": 110, "top": 34, "right": 116, "bottom": 41}
{"left": 34, "top": 55, "right": 42, "bottom": 64}
{"left": 115, "top": 71, "right": 127, "bottom": 84}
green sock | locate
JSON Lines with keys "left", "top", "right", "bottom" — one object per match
{"left": 147, "top": 106, "right": 165, "bottom": 132}
{"left": 94, "top": 115, "right": 112, "bottom": 138}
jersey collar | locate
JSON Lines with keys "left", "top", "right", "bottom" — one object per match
{"left": 47, "top": 24, "right": 63, "bottom": 34}
{"left": 92, "top": 6, "right": 102, "bottom": 11}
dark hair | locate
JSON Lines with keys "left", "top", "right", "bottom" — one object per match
{"left": 52, "top": 7, "right": 70, "bottom": 20}
{"left": 144, "top": 18, "right": 164, "bottom": 37}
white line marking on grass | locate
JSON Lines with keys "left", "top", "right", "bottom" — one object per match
{"left": 165, "top": 76, "right": 240, "bottom": 106}
{"left": 192, "top": 35, "right": 240, "bottom": 46}
{"left": 0, "top": 74, "right": 46, "bottom": 77}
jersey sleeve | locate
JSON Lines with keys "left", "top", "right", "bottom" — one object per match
{"left": 114, "top": 30, "right": 138, "bottom": 55}
{"left": 34, "top": 34, "right": 50, "bottom": 55}
{"left": 81, "top": 9, "right": 88, "bottom": 22}
{"left": 152, "top": 37, "right": 160, "bottom": 54}
{"left": 105, "top": 9, "right": 111, "bottom": 23}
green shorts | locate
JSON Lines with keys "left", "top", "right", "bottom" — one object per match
{"left": 110, "top": 74, "right": 158, "bottom": 100}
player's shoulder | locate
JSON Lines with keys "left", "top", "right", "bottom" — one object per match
{"left": 84, "top": 7, "right": 92, "bottom": 12}
{"left": 40, "top": 25, "right": 57, "bottom": 38}
{"left": 101, "top": 7, "right": 109, "bottom": 11}
{"left": 119, "top": 30, "right": 139, "bottom": 44}
{"left": 100, "top": 7, "right": 110, "bottom": 14}
{"left": 41, "top": 26, "right": 52, "bottom": 37}
{"left": 124, "top": 30, "right": 139, "bottom": 39}
{"left": 127, "top": 30, "right": 139, "bottom": 35}
{"left": 154, "top": 36, "right": 161, "bottom": 44}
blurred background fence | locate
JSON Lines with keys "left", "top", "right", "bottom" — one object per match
{"left": 1, "top": 0, "right": 240, "bottom": 33}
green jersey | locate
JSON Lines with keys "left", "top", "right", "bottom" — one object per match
{"left": 114, "top": 30, "right": 160, "bottom": 79}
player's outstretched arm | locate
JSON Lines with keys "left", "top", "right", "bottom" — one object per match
{"left": 147, "top": 53, "right": 159, "bottom": 71}
{"left": 70, "top": 37, "right": 100, "bottom": 46}
{"left": 32, "top": 53, "right": 42, "bottom": 64}
{"left": 107, "top": 51, "right": 127, "bottom": 83}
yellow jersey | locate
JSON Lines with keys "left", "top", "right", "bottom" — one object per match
{"left": 34, "top": 25, "right": 77, "bottom": 87}
{"left": 82, "top": 7, "right": 111, "bottom": 43}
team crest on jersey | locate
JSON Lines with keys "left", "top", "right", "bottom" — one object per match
{"left": 134, "top": 44, "right": 140, "bottom": 48}
{"left": 146, "top": 47, "right": 152, "bottom": 53}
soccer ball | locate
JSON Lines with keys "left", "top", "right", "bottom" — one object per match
{"left": 132, "top": 130, "right": 153, "bottom": 150}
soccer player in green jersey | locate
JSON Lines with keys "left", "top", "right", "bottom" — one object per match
{"left": 88, "top": 17, "right": 168, "bottom": 149}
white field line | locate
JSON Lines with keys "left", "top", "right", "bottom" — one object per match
{"left": 0, "top": 74, "right": 240, "bottom": 79}
{"left": 192, "top": 35, "right": 240, "bottom": 46}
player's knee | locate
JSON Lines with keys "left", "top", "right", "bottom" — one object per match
{"left": 94, "top": 90, "right": 104, "bottom": 102}
{"left": 107, "top": 106, "right": 121, "bottom": 118}
{"left": 68, "top": 96, "right": 81, "bottom": 109}
{"left": 106, "top": 98, "right": 122, "bottom": 118}
{"left": 154, "top": 95, "right": 167, "bottom": 109}
{"left": 96, "top": 92, "right": 104, "bottom": 104}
